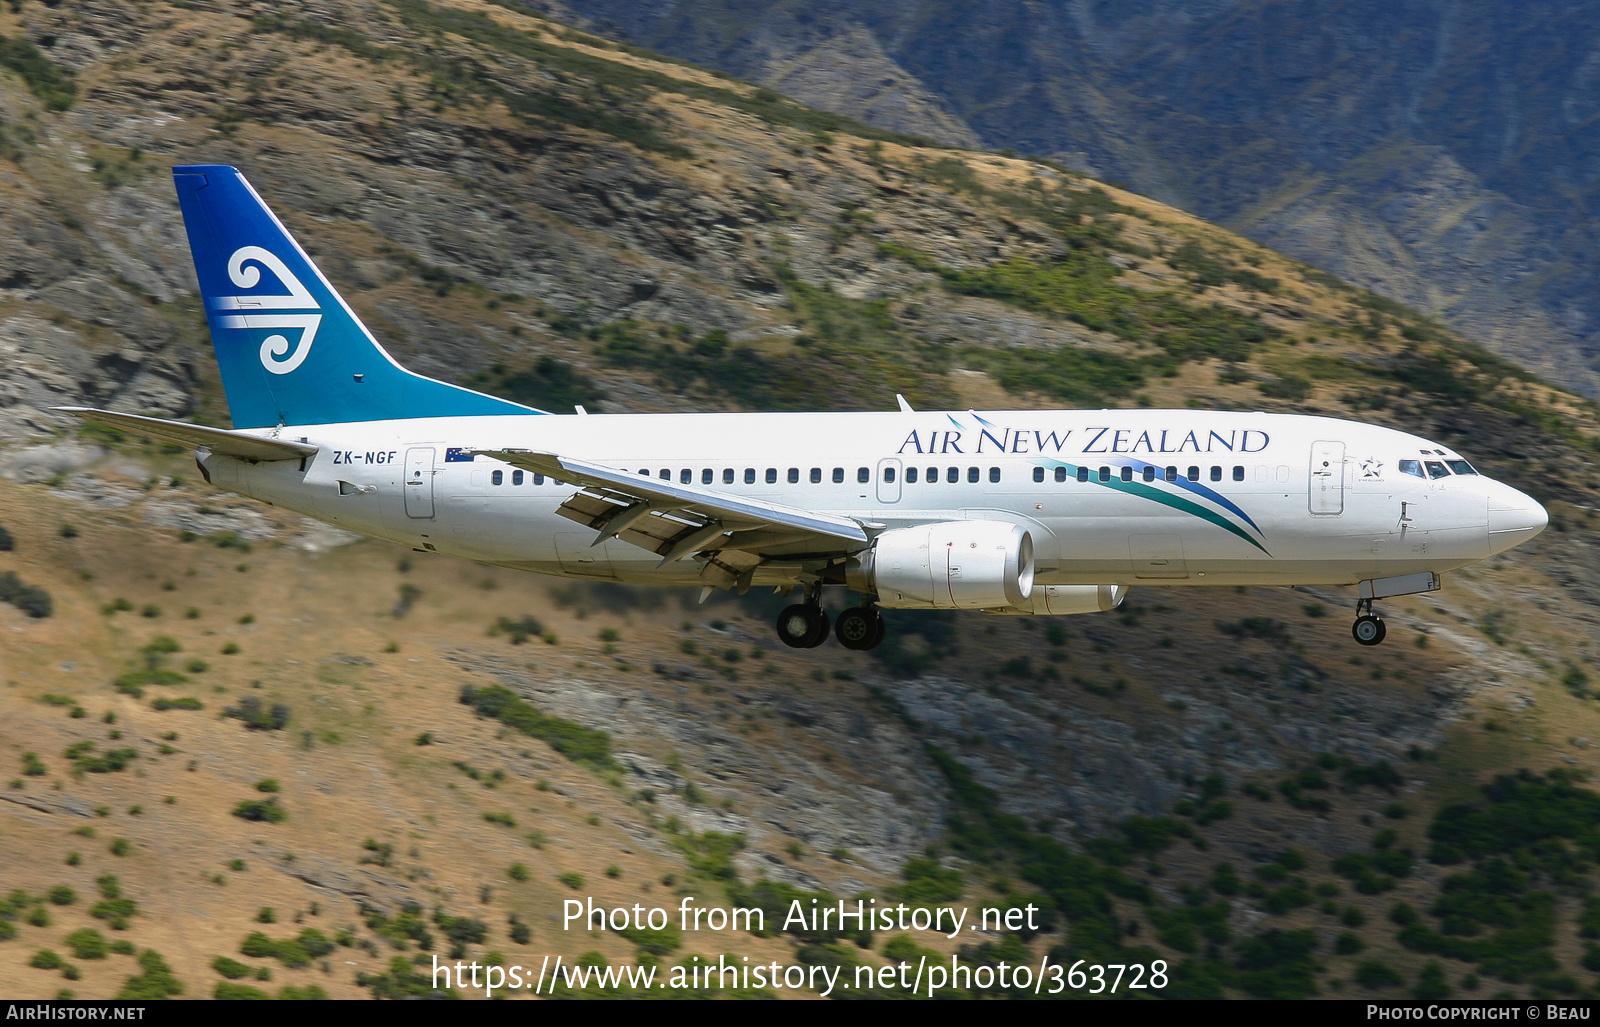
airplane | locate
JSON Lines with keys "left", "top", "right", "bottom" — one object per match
{"left": 58, "top": 165, "right": 1549, "bottom": 651}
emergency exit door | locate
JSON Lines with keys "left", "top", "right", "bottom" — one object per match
{"left": 404, "top": 447, "right": 436, "bottom": 519}
{"left": 1309, "top": 441, "right": 1345, "bottom": 515}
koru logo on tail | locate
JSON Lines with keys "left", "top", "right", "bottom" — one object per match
{"left": 211, "top": 246, "right": 322, "bottom": 375}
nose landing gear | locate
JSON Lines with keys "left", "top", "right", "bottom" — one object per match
{"left": 1352, "top": 598, "right": 1386, "bottom": 646}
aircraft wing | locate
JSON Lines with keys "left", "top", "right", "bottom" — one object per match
{"left": 471, "top": 448, "right": 872, "bottom": 590}
{"left": 53, "top": 407, "right": 319, "bottom": 462}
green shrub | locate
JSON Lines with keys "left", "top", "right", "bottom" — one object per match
{"left": 151, "top": 697, "right": 203, "bottom": 711}
{"left": 212, "top": 955, "right": 253, "bottom": 979}
{"left": 0, "top": 35, "right": 76, "bottom": 109}
{"left": 231, "top": 799, "right": 287, "bottom": 823}
{"left": 277, "top": 984, "right": 329, "bottom": 1000}
{"left": 29, "top": 949, "right": 64, "bottom": 970}
{"left": 222, "top": 697, "right": 289, "bottom": 730}
{"left": 0, "top": 570, "right": 52, "bottom": 618}
{"left": 1355, "top": 960, "right": 1404, "bottom": 988}
{"left": 459, "top": 684, "right": 616, "bottom": 773}
{"left": 508, "top": 863, "right": 529, "bottom": 882}
{"left": 1335, "top": 932, "right": 1365, "bottom": 955}
{"left": 254, "top": 779, "right": 280, "bottom": 793}
{"left": 240, "top": 933, "right": 276, "bottom": 958}
{"left": 297, "top": 928, "right": 335, "bottom": 958}
{"left": 558, "top": 872, "right": 584, "bottom": 890}
{"left": 47, "top": 886, "right": 76, "bottom": 906}
{"left": 214, "top": 981, "right": 270, "bottom": 1000}
{"left": 22, "top": 752, "right": 46, "bottom": 776}
{"left": 117, "top": 949, "right": 183, "bottom": 999}
{"left": 65, "top": 929, "right": 108, "bottom": 960}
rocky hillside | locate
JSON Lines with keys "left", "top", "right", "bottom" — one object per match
{"left": 2, "top": 0, "right": 1600, "bottom": 1001}
{"left": 551, "top": 0, "right": 1600, "bottom": 400}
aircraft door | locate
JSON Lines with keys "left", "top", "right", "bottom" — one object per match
{"left": 404, "top": 447, "right": 436, "bottom": 519}
{"left": 1309, "top": 441, "right": 1345, "bottom": 515}
{"left": 876, "top": 458, "right": 902, "bottom": 504}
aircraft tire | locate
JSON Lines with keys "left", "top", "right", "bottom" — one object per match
{"left": 805, "top": 609, "right": 832, "bottom": 648}
{"left": 777, "top": 604, "right": 822, "bottom": 648}
{"left": 835, "top": 607, "right": 884, "bottom": 651}
{"left": 1352, "top": 615, "right": 1386, "bottom": 646}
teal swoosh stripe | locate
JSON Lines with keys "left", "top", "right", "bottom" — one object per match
{"left": 1100, "top": 477, "right": 1271, "bottom": 555}
{"left": 1035, "top": 459, "right": 1271, "bottom": 555}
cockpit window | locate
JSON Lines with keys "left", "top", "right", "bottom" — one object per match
{"left": 1425, "top": 461, "right": 1450, "bottom": 479}
{"left": 1446, "top": 460, "right": 1477, "bottom": 475}
{"left": 1398, "top": 459, "right": 1424, "bottom": 478}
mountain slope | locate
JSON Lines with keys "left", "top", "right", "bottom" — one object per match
{"left": 1, "top": 0, "right": 1600, "bottom": 1001}
{"left": 554, "top": 0, "right": 1600, "bottom": 399}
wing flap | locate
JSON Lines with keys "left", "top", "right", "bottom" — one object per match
{"left": 53, "top": 407, "right": 318, "bottom": 461}
{"left": 471, "top": 449, "right": 871, "bottom": 548}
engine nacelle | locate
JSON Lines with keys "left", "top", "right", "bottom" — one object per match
{"left": 982, "top": 583, "right": 1127, "bottom": 616}
{"left": 851, "top": 520, "right": 1034, "bottom": 610}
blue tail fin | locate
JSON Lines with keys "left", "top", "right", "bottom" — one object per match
{"left": 172, "top": 165, "right": 541, "bottom": 428}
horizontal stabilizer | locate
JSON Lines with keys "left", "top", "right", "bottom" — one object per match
{"left": 53, "top": 407, "right": 318, "bottom": 462}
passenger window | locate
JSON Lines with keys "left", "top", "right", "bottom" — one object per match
{"left": 1232, "top": 466, "right": 1244, "bottom": 481}
{"left": 1098, "top": 467, "right": 1110, "bottom": 482}
{"left": 638, "top": 469, "right": 649, "bottom": 476}
{"left": 491, "top": 470, "right": 503, "bottom": 486}
{"left": 766, "top": 468, "right": 777, "bottom": 484}
{"left": 810, "top": 468, "right": 822, "bottom": 484}
{"left": 745, "top": 468, "right": 756, "bottom": 484}
{"left": 1187, "top": 466, "right": 1200, "bottom": 481}
{"left": 1165, "top": 466, "right": 1177, "bottom": 483}
{"left": 702, "top": 468, "right": 713, "bottom": 485}
{"left": 927, "top": 466, "right": 938, "bottom": 482}
{"left": 1447, "top": 460, "right": 1477, "bottom": 476}
{"left": 660, "top": 469, "right": 670, "bottom": 480}
{"left": 1210, "top": 466, "right": 1222, "bottom": 482}
{"left": 906, "top": 467, "right": 918, "bottom": 483}
{"left": 1120, "top": 467, "right": 1133, "bottom": 482}
{"left": 858, "top": 468, "right": 870, "bottom": 484}
{"left": 512, "top": 470, "right": 523, "bottom": 485}
{"left": 1425, "top": 461, "right": 1450, "bottom": 479}
{"left": 534, "top": 473, "right": 545, "bottom": 485}
{"left": 948, "top": 467, "right": 960, "bottom": 483}
{"left": 1056, "top": 467, "right": 1068, "bottom": 483}
{"left": 787, "top": 468, "right": 799, "bottom": 484}
{"left": 1142, "top": 466, "right": 1155, "bottom": 482}
{"left": 989, "top": 467, "right": 1000, "bottom": 483}
{"left": 1077, "top": 467, "right": 1089, "bottom": 482}
{"left": 883, "top": 467, "right": 897, "bottom": 483}
{"left": 968, "top": 467, "right": 980, "bottom": 483}
{"left": 1033, "top": 467, "right": 1045, "bottom": 483}
{"left": 832, "top": 468, "right": 844, "bottom": 484}
{"left": 1398, "top": 459, "right": 1423, "bottom": 477}
{"left": 723, "top": 469, "right": 734, "bottom": 484}
{"left": 681, "top": 469, "right": 692, "bottom": 484}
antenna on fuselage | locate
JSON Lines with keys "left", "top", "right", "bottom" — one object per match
{"left": 895, "top": 394, "right": 913, "bottom": 413}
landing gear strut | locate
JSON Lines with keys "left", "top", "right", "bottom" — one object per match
{"left": 834, "top": 605, "right": 886, "bottom": 651}
{"left": 1352, "top": 598, "right": 1386, "bottom": 646}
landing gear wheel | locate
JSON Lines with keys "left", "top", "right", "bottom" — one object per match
{"left": 835, "top": 607, "right": 885, "bottom": 651}
{"left": 1352, "top": 615, "right": 1387, "bottom": 646}
{"left": 777, "top": 604, "right": 829, "bottom": 649}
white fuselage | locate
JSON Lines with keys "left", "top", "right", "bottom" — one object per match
{"left": 197, "top": 409, "right": 1546, "bottom": 590}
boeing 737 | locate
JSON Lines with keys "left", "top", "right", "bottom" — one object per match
{"left": 58, "top": 166, "right": 1550, "bottom": 651}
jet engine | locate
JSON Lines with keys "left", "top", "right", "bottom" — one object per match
{"left": 849, "top": 520, "right": 1034, "bottom": 610}
{"left": 982, "top": 583, "right": 1127, "bottom": 616}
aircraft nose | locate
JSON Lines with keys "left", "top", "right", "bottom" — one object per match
{"left": 1487, "top": 485, "right": 1548, "bottom": 553}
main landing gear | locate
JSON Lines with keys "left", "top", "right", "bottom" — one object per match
{"left": 1352, "top": 598, "right": 1387, "bottom": 647}
{"left": 775, "top": 588, "right": 885, "bottom": 651}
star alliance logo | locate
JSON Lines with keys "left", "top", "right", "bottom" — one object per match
{"left": 211, "top": 246, "right": 323, "bottom": 375}
{"left": 1359, "top": 457, "right": 1383, "bottom": 478}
